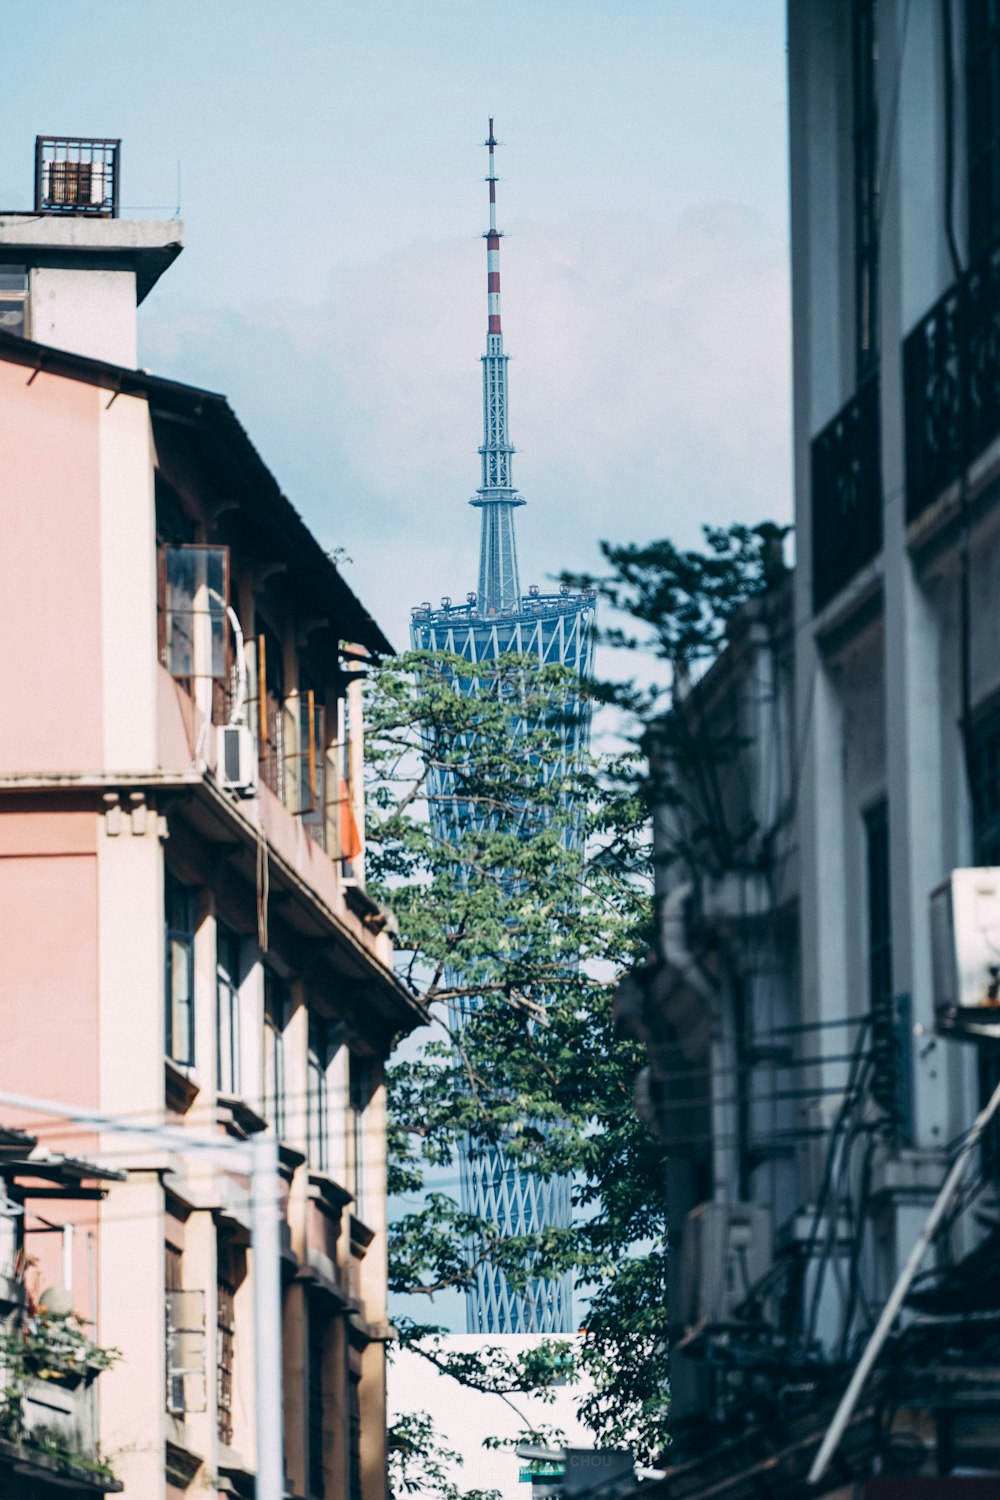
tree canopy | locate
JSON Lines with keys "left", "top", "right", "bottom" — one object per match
{"left": 371, "top": 523, "right": 786, "bottom": 1491}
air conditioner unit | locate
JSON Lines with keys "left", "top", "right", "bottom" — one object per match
{"left": 216, "top": 724, "right": 258, "bottom": 797}
{"left": 679, "top": 1200, "right": 773, "bottom": 1334}
{"left": 931, "top": 868, "right": 1000, "bottom": 1039}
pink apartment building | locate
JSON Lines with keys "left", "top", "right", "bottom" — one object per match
{"left": 0, "top": 137, "right": 425, "bottom": 1500}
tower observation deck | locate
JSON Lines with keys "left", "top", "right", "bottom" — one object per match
{"left": 410, "top": 121, "right": 596, "bottom": 1335}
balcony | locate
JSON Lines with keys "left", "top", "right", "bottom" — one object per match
{"left": 904, "top": 240, "right": 1000, "bottom": 524}
{"left": 158, "top": 544, "right": 362, "bottom": 868}
{"left": 811, "top": 372, "right": 882, "bottom": 611}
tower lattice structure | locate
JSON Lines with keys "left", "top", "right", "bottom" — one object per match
{"left": 410, "top": 121, "right": 596, "bottom": 1334}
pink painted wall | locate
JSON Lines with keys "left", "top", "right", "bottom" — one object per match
{"left": 0, "top": 362, "right": 104, "bottom": 773}
{"left": 0, "top": 803, "right": 101, "bottom": 1317}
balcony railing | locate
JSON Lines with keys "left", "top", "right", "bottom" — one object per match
{"left": 904, "top": 239, "right": 1000, "bottom": 523}
{"left": 811, "top": 372, "right": 882, "bottom": 611}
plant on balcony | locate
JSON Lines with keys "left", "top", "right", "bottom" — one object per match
{"left": 0, "top": 1310, "right": 120, "bottom": 1478}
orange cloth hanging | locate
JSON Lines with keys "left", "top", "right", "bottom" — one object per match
{"left": 338, "top": 775, "right": 363, "bottom": 861}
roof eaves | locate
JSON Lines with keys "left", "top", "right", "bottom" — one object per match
{"left": 0, "top": 330, "right": 395, "bottom": 656}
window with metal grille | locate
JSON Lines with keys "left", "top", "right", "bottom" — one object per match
{"left": 217, "top": 1275, "right": 235, "bottom": 1445}
{"left": 264, "top": 972, "right": 288, "bottom": 1139}
{"left": 308, "top": 1305, "right": 326, "bottom": 1499}
{"left": 307, "top": 1016, "right": 331, "bottom": 1173}
{"left": 165, "top": 874, "right": 195, "bottom": 1068}
{"left": 216, "top": 925, "right": 242, "bottom": 1097}
{"left": 0, "top": 265, "right": 28, "bottom": 338}
{"left": 967, "top": 0, "right": 1000, "bottom": 259}
{"left": 853, "top": 0, "right": 880, "bottom": 378}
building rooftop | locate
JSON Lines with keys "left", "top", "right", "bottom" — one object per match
{"left": 0, "top": 326, "right": 394, "bottom": 656}
{"left": 0, "top": 214, "right": 183, "bottom": 303}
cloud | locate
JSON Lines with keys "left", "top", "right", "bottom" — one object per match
{"left": 141, "top": 205, "right": 791, "bottom": 640}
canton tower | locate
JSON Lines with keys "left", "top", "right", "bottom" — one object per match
{"left": 410, "top": 121, "right": 596, "bottom": 1334}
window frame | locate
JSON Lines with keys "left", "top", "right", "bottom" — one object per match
{"left": 165, "top": 873, "right": 196, "bottom": 1069}
{"left": 350, "top": 1055, "right": 375, "bottom": 1219}
{"left": 852, "top": 0, "right": 880, "bottom": 381}
{"left": 0, "top": 264, "right": 29, "bottom": 339}
{"left": 306, "top": 1015, "right": 331, "bottom": 1174}
{"left": 216, "top": 924, "right": 242, "bottom": 1099}
{"left": 263, "top": 971, "right": 289, "bottom": 1139}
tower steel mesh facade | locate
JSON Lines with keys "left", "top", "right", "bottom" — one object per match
{"left": 410, "top": 122, "right": 595, "bottom": 1334}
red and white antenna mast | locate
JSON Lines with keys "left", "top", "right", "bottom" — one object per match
{"left": 473, "top": 117, "right": 524, "bottom": 615}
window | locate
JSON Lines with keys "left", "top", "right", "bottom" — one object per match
{"left": 159, "top": 545, "right": 229, "bottom": 684}
{"left": 216, "top": 926, "right": 242, "bottom": 1098}
{"left": 865, "top": 801, "right": 893, "bottom": 1012}
{"left": 307, "top": 1016, "right": 331, "bottom": 1173}
{"left": 0, "top": 265, "right": 28, "bottom": 339}
{"left": 263, "top": 973, "right": 288, "bottom": 1138}
{"left": 970, "top": 700, "right": 1000, "bottom": 864}
{"left": 308, "top": 1304, "right": 326, "bottom": 1499}
{"left": 865, "top": 801, "right": 901, "bottom": 1121}
{"left": 853, "top": 0, "right": 879, "bottom": 378}
{"left": 165, "top": 874, "right": 195, "bottom": 1068}
{"left": 967, "top": 0, "right": 1000, "bottom": 259}
{"left": 350, "top": 1055, "right": 375, "bottom": 1219}
{"left": 165, "top": 1244, "right": 206, "bottom": 1417}
{"left": 217, "top": 1271, "right": 235, "bottom": 1445}
{"left": 249, "top": 625, "right": 286, "bottom": 800}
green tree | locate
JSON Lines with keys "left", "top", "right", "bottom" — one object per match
{"left": 373, "top": 524, "right": 786, "bottom": 1492}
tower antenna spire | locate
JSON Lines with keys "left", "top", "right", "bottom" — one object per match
{"left": 472, "top": 116, "right": 524, "bottom": 616}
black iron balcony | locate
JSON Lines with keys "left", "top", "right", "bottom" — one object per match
{"left": 811, "top": 371, "right": 882, "bottom": 611}
{"left": 904, "top": 240, "right": 1000, "bottom": 524}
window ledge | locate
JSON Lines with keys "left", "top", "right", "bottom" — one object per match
{"left": 216, "top": 1094, "right": 267, "bottom": 1139}
{"left": 349, "top": 1213, "right": 376, "bottom": 1253}
{"left": 164, "top": 1057, "right": 200, "bottom": 1114}
{"left": 308, "top": 1171, "right": 354, "bottom": 1214}
{"left": 165, "top": 1433, "right": 201, "bottom": 1489}
{"left": 278, "top": 1140, "right": 306, "bottom": 1180}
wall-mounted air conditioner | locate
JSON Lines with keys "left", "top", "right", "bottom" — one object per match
{"left": 679, "top": 1200, "right": 773, "bottom": 1335}
{"left": 216, "top": 724, "right": 258, "bottom": 797}
{"left": 931, "top": 868, "right": 1000, "bottom": 1039}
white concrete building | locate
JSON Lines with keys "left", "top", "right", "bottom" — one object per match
{"left": 621, "top": 4, "right": 1000, "bottom": 1491}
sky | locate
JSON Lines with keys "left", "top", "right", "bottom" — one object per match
{"left": 1, "top": 0, "right": 791, "bottom": 652}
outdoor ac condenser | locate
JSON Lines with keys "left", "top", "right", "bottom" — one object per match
{"left": 679, "top": 1200, "right": 773, "bottom": 1334}
{"left": 216, "top": 724, "right": 258, "bottom": 797}
{"left": 931, "top": 868, "right": 1000, "bottom": 1039}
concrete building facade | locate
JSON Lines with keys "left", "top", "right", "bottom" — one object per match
{"left": 0, "top": 143, "right": 425, "bottom": 1499}
{"left": 620, "top": 5, "right": 1000, "bottom": 1493}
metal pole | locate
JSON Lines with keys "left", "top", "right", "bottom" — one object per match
{"left": 808, "top": 1074, "right": 1000, "bottom": 1485}
{"left": 250, "top": 1130, "right": 284, "bottom": 1500}
{"left": 62, "top": 1221, "right": 74, "bottom": 1294}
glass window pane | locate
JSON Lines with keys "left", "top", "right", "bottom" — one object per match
{"left": 0, "top": 300, "right": 25, "bottom": 335}
{"left": 164, "top": 547, "right": 229, "bottom": 681}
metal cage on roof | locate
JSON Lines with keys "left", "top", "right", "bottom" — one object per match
{"left": 34, "top": 135, "right": 120, "bottom": 217}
